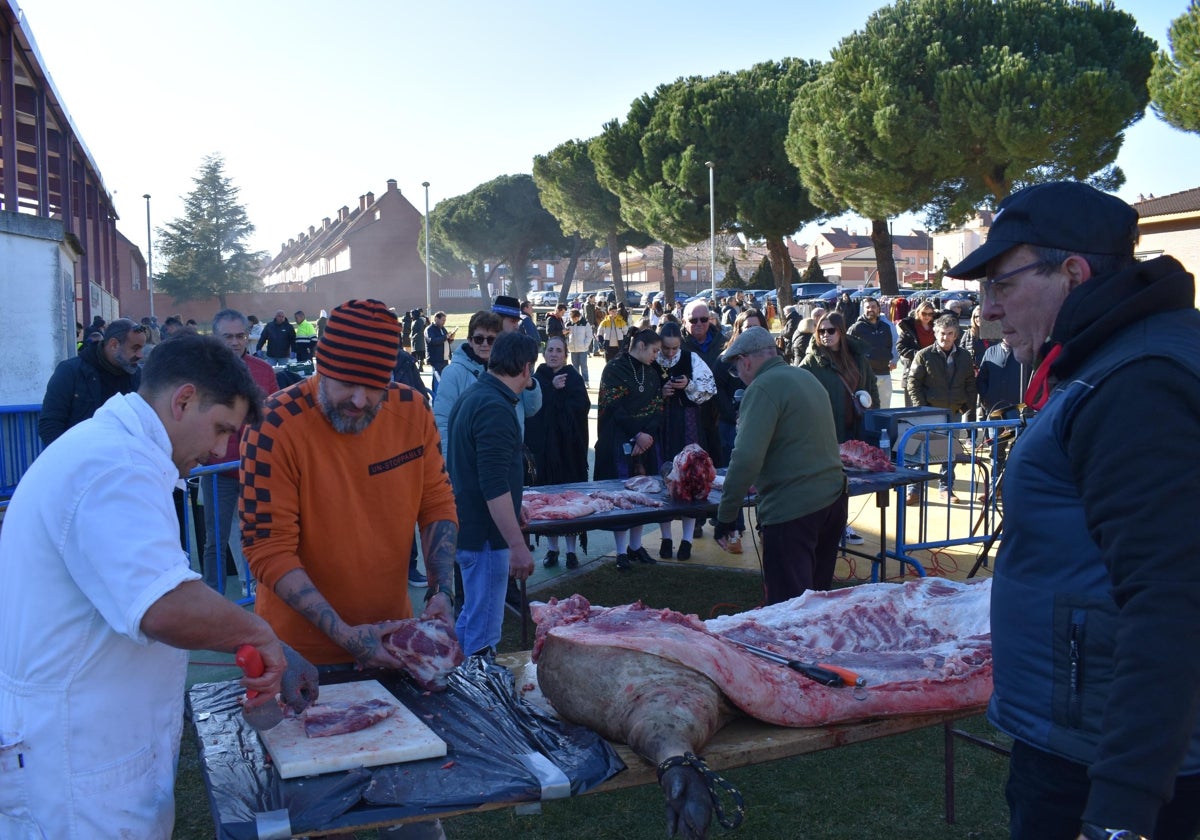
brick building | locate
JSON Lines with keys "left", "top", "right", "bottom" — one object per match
{"left": 1132, "top": 188, "right": 1200, "bottom": 308}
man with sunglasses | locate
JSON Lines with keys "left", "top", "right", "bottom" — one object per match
{"left": 39, "top": 317, "right": 147, "bottom": 447}
{"left": 682, "top": 301, "right": 733, "bottom": 475}
{"left": 947, "top": 181, "right": 1200, "bottom": 840}
{"left": 433, "top": 310, "right": 503, "bottom": 447}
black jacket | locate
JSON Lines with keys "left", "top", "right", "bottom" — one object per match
{"left": 39, "top": 342, "right": 140, "bottom": 446}
{"left": 256, "top": 319, "right": 295, "bottom": 359}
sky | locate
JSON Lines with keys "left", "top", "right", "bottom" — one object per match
{"left": 12, "top": 0, "right": 1200, "bottom": 259}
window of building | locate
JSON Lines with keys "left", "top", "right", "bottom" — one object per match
{"left": 546, "top": 265, "right": 555, "bottom": 279}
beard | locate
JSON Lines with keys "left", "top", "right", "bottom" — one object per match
{"left": 318, "top": 377, "right": 380, "bottom": 434}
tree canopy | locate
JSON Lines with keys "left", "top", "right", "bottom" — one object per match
{"left": 155, "top": 154, "right": 265, "bottom": 307}
{"left": 431, "top": 174, "right": 568, "bottom": 301}
{"left": 532, "top": 137, "right": 650, "bottom": 303}
{"left": 787, "top": 0, "right": 1156, "bottom": 230}
{"left": 592, "top": 59, "right": 826, "bottom": 306}
{"left": 1150, "top": 0, "right": 1200, "bottom": 134}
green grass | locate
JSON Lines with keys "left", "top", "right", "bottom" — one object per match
{"left": 174, "top": 565, "right": 1012, "bottom": 838}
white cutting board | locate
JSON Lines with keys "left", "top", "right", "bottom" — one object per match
{"left": 258, "top": 680, "right": 446, "bottom": 779}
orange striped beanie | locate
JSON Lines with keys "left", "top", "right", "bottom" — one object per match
{"left": 315, "top": 299, "right": 400, "bottom": 388}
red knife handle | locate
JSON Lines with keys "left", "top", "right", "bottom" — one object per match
{"left": 235, "top": 644, "right": 265, "bottom": 699}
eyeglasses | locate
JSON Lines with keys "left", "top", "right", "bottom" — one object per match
{"left": 981, "top": 260, "right": 1042, "bottom": 303}
{"left": 471, "top": 334, "right": 496, "bottom": 346}
{"left": 219, "top": 332, "right": 248, "bottom": 342}
{"left": 689, "top": 317, "right": 709, "bottom": 324}
{"left": 818, "top": 327, "right": 839, "bottom": 335}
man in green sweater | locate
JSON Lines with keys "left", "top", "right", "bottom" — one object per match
{"left": 713, "top": 326, "right": 847, "bottom": 603}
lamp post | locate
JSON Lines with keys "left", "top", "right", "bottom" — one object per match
{"left": 422, "top": 182, "right": 431, "bottom": 315}
{"left": 705, "top": 161, "right": 715, "bottom": 302}
{"left": 142, "top": 193, "right": 154, "bottom": 319}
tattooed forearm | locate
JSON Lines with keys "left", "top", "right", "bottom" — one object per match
{"left": 419, "top": 519, "right": 458, "bottom": 593}
{"left": 275, "top": 567, "right": 350, "bottom": 648}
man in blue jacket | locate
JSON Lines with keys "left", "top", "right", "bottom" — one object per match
{"left": 445, "top": 331, "right": 538, "bottom": 655}
{"left": 39, "top": 318, "right": 147, "bottom": 446}
{"left": 948, "top": 181, "right": 1200, "bottom": 840}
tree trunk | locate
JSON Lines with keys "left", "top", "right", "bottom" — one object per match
{"left": 218, "top": 292, "right": 228, "bottom": 309}
{"left": 870, "top": 219, "right": 899, "bottom": 296}
{"left": 606, "top": 231, "right": 627, "bottom": 304}
{"left": 765, "top": 237, "right": 795, "bottom": 307}
{"left": 662, "top": 244, "right": 675, "bottom": 304}
{"left": 510, "top": 248, "right": 531, "bottom": 302}
{"left": 559, "top": 233, "right": 585, "bottom": 302}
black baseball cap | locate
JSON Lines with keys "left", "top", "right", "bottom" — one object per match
{"left": 946, "top": 181, "right": 1139, "bottom": 279}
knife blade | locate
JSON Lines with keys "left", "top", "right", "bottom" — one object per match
{"left": 728, "top": 639, "right": 867, "bottom": 688}
{"left": 236, "top": 644, "right": 284, "bottom": 731}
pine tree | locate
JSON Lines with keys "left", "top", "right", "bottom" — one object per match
{"left": 719, "top": 258, "right": 745, "bottom": 290}
{"left": 747, "top": 256, "right": 774, "bottom": 288}
{"left": 801, "top": 255, "right": 825, "bottom": 283}
{"left": 155, "top": 154, "right": 265, "bottom": 307}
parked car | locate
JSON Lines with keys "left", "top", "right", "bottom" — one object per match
{"left": 764, "top": 282, "right": 840, "bottom": 303}
{"left": 850, "top": 287, "right": 882, "bottom": 300}
{"left": 596, "top": 289, "right": 644, "bottom": 308}
{"left": 646, "top": 290, "right": 691, "bottom": 307}
{"left": 528, "top": 290, "right": 558, "bottom": 306}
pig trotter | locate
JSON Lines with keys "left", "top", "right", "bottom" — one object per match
{"left": 657, "top": 752, "right": 745, "bottom": 838}
{"left": 280, "top": 643, "right": 319, "bottom": 713}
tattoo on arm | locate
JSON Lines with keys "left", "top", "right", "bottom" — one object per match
{"left": 420, "top": 520, "right": 458, "bottom": 593}
{"left": 274, "top": 568, "right": 356, "bottom": 656}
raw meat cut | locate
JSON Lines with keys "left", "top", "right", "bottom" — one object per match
{"left": 303, "top": 698, "right": 395, "bottom": 738}
{"left": 532, "top": 578, "right": 991, "bottom": 728}
{"left": 521, "top": 490, "right": 615, "bottom": 522}
{"left": 624, "top": 475, "right": 663, "bottom": 494}
{"left": 588, "top": 489, "right": 664, "bottom": 509}
{"left": 665, "top": 443, "right": 716, "bottom": 501}
{"left": 381, "top": 615, "right": 464, "bottom": 691}
{"left": 839, "top": 439, "right": 894, "bottom": 472}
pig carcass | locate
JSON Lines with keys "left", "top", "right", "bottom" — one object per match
{"left": 531, "top": 578, "right": 991, "bottom": 838}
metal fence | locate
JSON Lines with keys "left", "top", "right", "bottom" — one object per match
{"left": 186, "top": 460, "right": 254, "bottom": 605}
{"left": 0, "top": 405, "right": 43, "bottom": 506}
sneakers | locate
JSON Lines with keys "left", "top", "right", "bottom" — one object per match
{"left": 725, "top": 533, "right": 743, "bottom": 554}
{"left": 632, "top": 546, "right": 656, "bottom": 565}
{"left": 939, "top": 488, "right": 961, "bottom": 504}
{"left": 543, "top": 550, "right": 560, "bottom": 569}
{"left": 844, "top": 527, "right": 865, "bottom": 546}
{"left": 615, "top": 553, "right": 632, "bottom": 571}
{"left": 659, "top": 539, "right": 674, "bottom": 560}
{"left": 677, "top": 540, "right": 693, "bottom": 561}
{"left": 905, "top": 487, "right": 920, "bottom": 505}
{"left": 408, "top": 568, "right": 428, "bottom": 586}
{"left": 693, "top": 523, "right": 704, "bottom": 539}
{"left": 565, "top": 552, "right": 580, "bottom": 569}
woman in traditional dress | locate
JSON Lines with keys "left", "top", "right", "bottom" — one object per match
{"left": 595, "top": 329, "right": 665, "bottom": 571}
{"left": 654, "top": 321, "right": 717, "bottom": 560}
{"left": 526, "top": 336, "right": 591, "bottom": 569}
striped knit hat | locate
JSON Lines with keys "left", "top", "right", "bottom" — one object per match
{"left": 315, "top": 299, "right": 400, "bottom": 389}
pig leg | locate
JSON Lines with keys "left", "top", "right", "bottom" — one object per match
{"left": 537, "top": 639, "right": 736, "bottom": 838}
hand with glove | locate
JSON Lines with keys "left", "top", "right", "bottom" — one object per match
{"left": 713, "top": 520, "right": 738, "bottom": 552}
{"left": 279, "top": 643, "right": 319, "bottom": 713}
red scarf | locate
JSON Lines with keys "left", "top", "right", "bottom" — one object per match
{"left": 1023, "top": 343, "right": 1063, "bottom": 411}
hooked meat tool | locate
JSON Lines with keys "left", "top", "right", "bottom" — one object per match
{"left": 236, "top": 644, "right": 285, "bottom": 731}
{"left": 727, "top": 639, "right": 868, "bottom": 691}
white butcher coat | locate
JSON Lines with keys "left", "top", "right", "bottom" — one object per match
{"left": 0, "top": 393, "right": 199, "bottom": 839}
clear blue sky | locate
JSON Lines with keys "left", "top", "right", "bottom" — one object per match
{"left": 14, "top": 0, "right": 1200, "bottom": 257}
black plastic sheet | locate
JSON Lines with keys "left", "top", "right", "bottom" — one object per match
{"left": 187, "top": 655, "right": 624, "bottom": 838}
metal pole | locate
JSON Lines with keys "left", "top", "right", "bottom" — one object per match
{"left": 142, "top": 193, "right": 154, "bottom": 319}
{"left": 422, "top": 181, "right": 431, "bottom": 314}
{"left": 705, "top": 161, "right": 715, "bottom": 301}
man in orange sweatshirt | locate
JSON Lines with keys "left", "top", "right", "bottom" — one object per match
{"left": 240, "top": 299, "right": 459, "bottom": 670}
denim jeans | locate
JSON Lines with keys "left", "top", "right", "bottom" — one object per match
{"left": 570, "top": 351, "right": 590, "bottom": 382}
{"left": 201, "top": 472, "right": 245, "bottom": 594}
{"left": 455, "top": 542, "right": 510, "bottom": 656}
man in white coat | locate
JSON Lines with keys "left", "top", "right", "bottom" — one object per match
{"left": 0, "top": 333, "right": 290, "bottom": 839}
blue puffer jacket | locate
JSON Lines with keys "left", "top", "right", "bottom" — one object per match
{"left": 991, "top": 255, "right": 1200, "bottom": 835}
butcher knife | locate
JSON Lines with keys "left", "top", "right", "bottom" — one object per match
{"left": 236, "top": 644, "right": 285, "bottom": 731}
{"left": 727, "top": 639, "right": 867, "bottom": 689}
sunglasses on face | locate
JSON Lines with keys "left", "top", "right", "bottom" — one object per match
{"left": 471, "top": 335, "right": 496, "bottom": 346}
{"left": 818, "top": 327, "right": 839, "bottom": 335}
{"left": 689, "top": 317, "right": 709, "bottom": 324}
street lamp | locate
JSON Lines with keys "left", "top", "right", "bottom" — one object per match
{"left": 422, "top": 182, "right": 431, "bottom": 315}
{"left": 142, "top": 193, "right": 154, "bottom": 319}
{"left": 705, "top": 161, "right": 715, "bottom": 301}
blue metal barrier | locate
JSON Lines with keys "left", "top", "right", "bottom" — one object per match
{"left": 187, "top": 460, "right": 254, "bottom": 606}
{"left": 0, "top": 405, "right": 43, "bottom": 508}
{"left": 891, "top": 418, "right": 1026, "bottom": 576}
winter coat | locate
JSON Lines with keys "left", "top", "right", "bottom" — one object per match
{"left": 799, "top": 334, "right": 880, "bottom": 442}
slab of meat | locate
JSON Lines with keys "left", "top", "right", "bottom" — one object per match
{"left": 381, "top": 616, "right": 464, "bottom": 691}
{"left": 589, "top": 489, "right": 664, "bottom": 509}
{"left": 522, "top": 490, "right": 615, "bottom": 522}
{"left": 665, "top": 443, "right": 716, "bottom": 501}
{"left": 839, "top": 439, "right": 894, "bottom": 472}
{"left": 624, "top": 475, "right": 663, "bottom": 494}
{"left": 303, "top": 698, "right": 395, "bottom": 738}
{"left": 532, "top": 578, "right": 991, "bottom": 728}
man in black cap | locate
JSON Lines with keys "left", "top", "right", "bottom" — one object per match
{"left": 947, "top": 181, "right": 1200, "bottom": 840}
{"left": 711, "top": 327, "right": 847, "bottom": 603}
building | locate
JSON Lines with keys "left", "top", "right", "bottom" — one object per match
{"left": 258, "top": 179, "right": 472, "bottom": 313}
{"left": 813, "top": 227, "right": 933, "bottom": 286}
{"left": 1132, "top": 188, "right": 1200, "bottom": 308}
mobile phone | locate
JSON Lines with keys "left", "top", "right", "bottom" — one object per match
{"left": 672, "top": 375, "right": 686, "bottom": 383}
{"left": 623, "top": 440, "right": 634, "bottom": 456}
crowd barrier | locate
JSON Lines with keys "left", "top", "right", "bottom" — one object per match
{"left": 0, "top": 405, "right": 43, "bottom": 509}
{"left": 892, "top": 418, "right": 1026, "bottom": 577}
{"left": 186, "top": 460, "right": 254, "bottom": 605}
